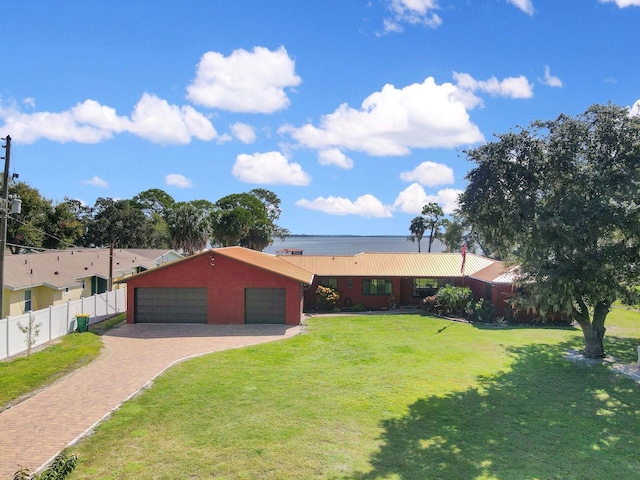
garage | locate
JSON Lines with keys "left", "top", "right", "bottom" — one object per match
{"left": 134, "top": 287, "right": 207, "bottom": 324}
{"left": 245, "top": 288, "right": 286, "bottom": 324}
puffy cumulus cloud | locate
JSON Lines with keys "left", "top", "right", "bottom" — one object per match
{"left": 400, "top": 161, "right": 454, "bottom": 187}
{"left": 0, "top": 103, "right": 117, "bottom": 144}
{"left": 454, "top": 72, "right": 534, "bottom": 99}
{"left": 599, "top": 0, "right": 640, "bottom": 7}
{"left": 507, "top": 0, "right": 535, "bottom": 15}
{"left": 540, "top": 66, "right": 563, "bottom": 88}
{"left": 630, "top": 99, "right": 640, "bottom": 117}
{"left": 186, "top": 46, "right": 301, "bottom": 113}
{"left": 280, "top": 77, "right": 484, "bottom": 156}
{"left": 317, "top": 149, "right": 354, "bottom": 169}
{"left": 231, "top": 122, "right": 257, "bottom": 144}
{"left": 128, "top": 93, "right": 217, "bottom": 144}
{"left": 393, "top": 183, "right": 462, "bottom": 214}
{"left": 295, "top": 194, "right": 393, "bottom": 218}
{"left": 22, "top": 97, "right": 36, "bottom": 108}
{"left": 0, "top": 94, "right": 218, "bottom": 145}
{"left": 82, "top": 176, "right": 108, "bottom": 188}
{"left": 232, "top": 151, "right": 311, "bottom": 185}
{"left": 165, "top": 174, "right": 193, "bottom": 188}
{"left": 383, "top": 0, "right": 442, "bottom": 33}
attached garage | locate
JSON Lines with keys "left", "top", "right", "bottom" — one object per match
{"left": 245, "top": 288, "right": 286, "bottom": 324}
{"left": 134, "top": 287, "right": 207, "bottom": 324}
{"left": 121, "top": 246, "right": 313, "bottom": 326}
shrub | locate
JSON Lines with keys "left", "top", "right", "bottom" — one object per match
{"left": 316, "top": 285, "right": 341, "bottom": 310}
{"left": 436, "top": 285, "right": 472, "bottom": 315}
{"left": 466, "top": 298, "right": 497, "bottom": 323}
{"left": 353, "top": 303, "right": 366, "bottom": 312}
{"left": 422, "top": 295, "right": 439, "bottom": 312}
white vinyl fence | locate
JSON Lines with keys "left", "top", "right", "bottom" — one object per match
{"left": 0, "top": 288, "right": 127, "bottom": 361}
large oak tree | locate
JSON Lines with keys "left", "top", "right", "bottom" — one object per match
{"left": 460, "top": 103, "right": 640, "bottom": 357}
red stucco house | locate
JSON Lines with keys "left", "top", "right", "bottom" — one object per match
{"left": 120, "top": 246, "right": 314, "bottom": 325}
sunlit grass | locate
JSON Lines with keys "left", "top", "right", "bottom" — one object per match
{"left": 0, "top": 313, "right": 125, "bottom": 410}
{"left": 66, "top": 312, "right": 640, "bottom": 479}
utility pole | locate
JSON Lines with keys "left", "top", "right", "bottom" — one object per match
{"left": 0, "top": 135, "right": 12, "bottom": 317}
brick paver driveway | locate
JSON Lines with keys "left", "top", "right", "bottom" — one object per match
{"left": 0, "top": 323, "right": 300, "bottom": 478}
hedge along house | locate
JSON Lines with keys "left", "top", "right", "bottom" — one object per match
{"left": 120, "top": 246, "right": 314, "bottom": 325}
{"left": 280, "top": 252, "right": 513, "bottom": 314}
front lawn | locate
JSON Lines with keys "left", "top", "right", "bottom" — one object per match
{"left": 68, "top": 312, "right": 640, "bottom": 479}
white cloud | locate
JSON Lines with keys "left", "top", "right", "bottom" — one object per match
{"left": 186, "top": 46, "right": 301, "bottom": 113}
{"left": 507, "top": 0, "right": 535, "bottom": 15}
{"left": 400, "top": 161, "right": 454, "bottom": 186}
{"left": 317, "top": 149, "right": 354, "bottom": 169}
{"left": 165, "top": 173, "right": 193, "bottom": 188}
{"left": 231, "top": 122, "right": 257, "bottom": 144}
{"left": 295, "top": 194, "right": 393, "bottom": 218}
{"left": 630, "top": 99, "right": 640, "bottom": 117}
{"left": 454, "top": 72, "right": 534, "bottom": 99}
{"left": 22, "top": 97, "right": 36, "bottom": 108}
{"left": 128, "top": 93, "right": 217, "bottom": 144}
{"left": 232, "top": 151, "right": 311, "bottom": 185}
{"left": 599, "top": 0, "right": 640, "bottom": 7}
{"left": 83, "top": 176, "right": 108, "bottom": 188}
{"left": 280, "top": 76, "right": 484, "bottom": 156}
{"left": 0, "top": 94, "right": 218, "bottom": 145}
{"left": 540, "top": 66, "right": 563, "bottom": 88}
{"left": 384, "top": 0, "right": 443, "bottom": 33}
{"left": 393, "top": 183, "right": 461, "bottom": 214}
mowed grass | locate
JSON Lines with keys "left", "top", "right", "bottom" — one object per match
{"left": 68, "top": 312, "right": 640, "bottom": 479}
{"left": 0, "top": 313, "right": 124, "bottom": 410}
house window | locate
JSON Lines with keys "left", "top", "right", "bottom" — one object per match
{"left": 362, "top": 279, "right": 392, "bottom": 295}
{"left": 347, "top": 278, "right": 353, "bottom": 289}
{"left": 24, "top": 289, "right": 33, "bottom": 312}
{"left": 413, "top": 278, "right": 438, "bottom": 297}
{"left": 319, "top": 277, "right": 338, "bottom": 289}
{"left": 64, "top": 287, "right": 70, "bottom": 295}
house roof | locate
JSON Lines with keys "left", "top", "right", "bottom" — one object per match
{"left": 279, "top": 252, "right": 499, "bottom": 278}
{"left": 118, "top": 246, "right": 314, "bottom": 286}
{"left": 4, "top": 248, "right": 182, "bottom": 291}
{"left": 468, "top": 261, "right": 512, "bottom": 284}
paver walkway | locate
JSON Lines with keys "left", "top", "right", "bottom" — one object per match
{"left": 0, "top": 323, "right": 300, "bottom": 478}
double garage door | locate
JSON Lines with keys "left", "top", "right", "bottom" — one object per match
{"left": 134, "top": 287, "right": 286, "bottom": 324}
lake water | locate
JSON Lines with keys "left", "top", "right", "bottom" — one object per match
{"left": 263, "top": 236, "right": 445, "bottom": 255}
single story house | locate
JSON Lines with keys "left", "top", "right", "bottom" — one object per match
{"left": 279, "top": 252, "right": 514, "bottom": 315}
{"left": 2, "top": 248, "right": 183, "bottom": 318}
{"left": 120, "top": 246, "right": 314, "bottom": 325}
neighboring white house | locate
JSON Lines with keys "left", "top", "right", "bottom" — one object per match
{"left": 2, "top": 248, "right": 183, "bottom": 318}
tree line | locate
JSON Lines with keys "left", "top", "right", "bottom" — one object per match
{"left": 5, "top": 184, "right": 289, "bottom": 255}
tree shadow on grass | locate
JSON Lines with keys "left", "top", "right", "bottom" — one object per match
{"left": 348, "top": 341, "right": 640, "bottom": 480}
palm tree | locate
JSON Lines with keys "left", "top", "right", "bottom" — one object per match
{"left": 408, "top": 216, "right": 428, "bottom": 252}
{"left": 165, "top": 202, "right": 210, "bottom": 256}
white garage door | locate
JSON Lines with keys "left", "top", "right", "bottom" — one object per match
{"left": 134, "top": 288, "right": 207, "bottom": 324}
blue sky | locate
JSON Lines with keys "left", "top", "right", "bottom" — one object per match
{"left": 2, "top": 0, "right": 639, "bottom": 235}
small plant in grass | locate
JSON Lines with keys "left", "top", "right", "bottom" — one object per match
{"left": 14, "top": 453, "right": 78, "bottom": 479}
{"left": 316, "top": 285, "right": 340, "bottom": 311}
{"left": 16, "top": 314, "right": 42, "bottom": 358}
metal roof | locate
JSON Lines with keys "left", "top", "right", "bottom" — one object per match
{"left": 118, "top": 246, "right": 314, "bottom": 286}
{"left": 280, "top": 252, "right": 500, "bottom": 278}
{"left": 212, "top": 247, "right": 314, "bottom": 285}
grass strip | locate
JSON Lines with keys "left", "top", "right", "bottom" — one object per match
{"left": 0, "top": 313, "right": 125, "bottom": 409}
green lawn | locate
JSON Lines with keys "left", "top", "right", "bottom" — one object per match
{"left": 67, "top": 312, "right": 640, "bottom": 479}
{"left": 0, "top": 314, "right": 124, "bottom": 410}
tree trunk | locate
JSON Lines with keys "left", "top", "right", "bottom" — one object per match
{"left": 574, "top": 300, "right": 609, "bottom": 358}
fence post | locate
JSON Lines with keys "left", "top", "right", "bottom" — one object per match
{"left": 49, "top": 306, "right": 53, "bottom": 341}
{"left": 5, "top": 315, "right": 9, "bottom": 360}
